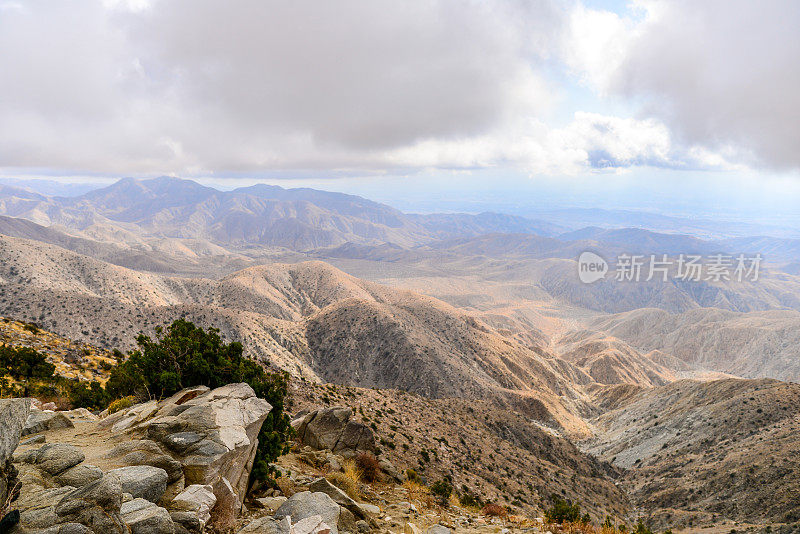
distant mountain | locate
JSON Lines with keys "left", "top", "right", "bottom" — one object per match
{"left": 0, "top": 176, "right": 559, "bottom": 251}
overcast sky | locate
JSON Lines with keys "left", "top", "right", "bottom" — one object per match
{"left": 0, "top": 0, "right": 798, "bottom": 209}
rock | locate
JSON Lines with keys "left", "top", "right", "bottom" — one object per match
{"left": 0, "top": 509, "right": 20, "bottom": 532}
{"left": 378, "top": 458, "right": 403, "bottom": 483}
{"left": 403, "top": 523, "right": 422, "bottom": 534}
{"left": 41, "top": 402, "right": 58, "bottom": 411}
{"left": 254, "top": 496, "right": 288, "bottom": 513}
{"left": 139, "top": 384, "right": 271, "bottom": 528}
{"left": 337, "top": 507, "right": 357, "bottom": 534}
{"left": 308, "top": 478, "right": 367, "bottom": 520}
{"left": 22, "top": 411, "right": 74, "bottom": 436}
{"left": 106, "top": 440, "right": 183, "bottom": 483}
{"left": 20, "top": 435, "right": 46, "bottom": 446}
{"left": 0, "top": 398, "right": 29, "bottom": 507}
{"left": 274, "top": 491, "right": 340, "bottom": 534}
{"left": 359, "top": 504, "right": 380, "bottom": 515}
{"left": 425, "top": 526, "right": 451, "bottom": 534}
{"left": 170, "top": 511, "right": 203, "bottom": 534}
{"left": 355, "top": 519, "right": 370, "bottom": 533}
{"left": 62, "top": 408, "right": 99, "bottom": 422}
{"left": 56, "top": 464, "right": 103, "bottom": 487}
{"left": 53, "top": 473, "right": 126, "bottom": 533}
{"left": 108, "top": 465, "right": 168, "bottom": 503}
{"left": 293, "top": 408, "right": 375, "bottom": 457}
{"left": 292, "top": 515, "right": 332, "bottom": 534}
{"left": 120, "top": 497, "right": 175, "bottom": 534}
{"left": 33, "top": 444, "right": 86, "bottom": 476}
{"left": 237, "top": 516, "right": 280, "bottom": 534}
{"left": 170, "top": 484, "right": 216, "bottom": 527}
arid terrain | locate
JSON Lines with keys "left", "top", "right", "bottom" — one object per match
{"left": 2, "top": 178, "right": 800, "bottom": 532}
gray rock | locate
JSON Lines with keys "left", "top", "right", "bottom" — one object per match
{"left": 425, "top": 526, "right": 451, "bottom": 534}
{"left": 22, "top": 411, "right": 74, "bottom": 436}
{"left": 274, "top": 491, "right": 340, "bottom": 534}
{"left": 170, "top": 511, "right": 203, "bottom": 534}
{"left": 356, "top": 519, "right": 370, "bottom": 533}
{"left": 20, "top": 435, "right": 46, "bottom": 446}
{"left": 237, "top": 516, "right": 281, "bottom": 534}
{"left": 1, "top": 398, "right": 30, "bottom": 505}
{"left": 309, "top": 477, "right": 366, "bottom": 519}
{"left": 34, "top": 444, "right": 86, "bottom": 476}
{"left": 120, "top": 498, "right": 175, "bottom": 534}
{"left": 293, "top": 408, "right": 376, "bottom": 457}
{"left": 54, "top": 473, "right": 126, "bottom": 533}
{"left": 169, "top": 484, "right": 216, "bottom": 527}
{"left": 108, "top": 465, "right": 168, "bottom": 503}
{"left": 56, "top": 464, "right": 103, "bottom": 488}
{"left": 255, "top": 496, "right": 288, "bottom": 513}
{"left": 140, "top": 383, "right": 272, "bottom": 530}
{"left": 106, "top": 440, "right": 183, "bottom": 483}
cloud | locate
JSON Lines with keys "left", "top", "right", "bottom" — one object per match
{"left": 0, "top": 0, "right": 564, "bottom": 174}
{"left": 574, "top": 0, "right": 800, "bottom": 170}
{"left": 0, "top": 0, "right": 782, "bottom": 176}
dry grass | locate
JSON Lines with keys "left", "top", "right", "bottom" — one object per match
{"left": 275, "top": 476, "right": 298, "bottom": 498}
{"left": 402, "top": 479, "right": 430, "bottom": 504}
{"left": 327, "top": 458, "right": 362, "bottom": 501}
{"left": 481, "top": 503, "right": 509, "bottom": 518}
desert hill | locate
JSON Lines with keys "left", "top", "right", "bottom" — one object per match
{"left": 591, "top": 307, "right": 800, "bottom": 382}
{"left": 583, "top": 378, "right": 800, "bottom": 528}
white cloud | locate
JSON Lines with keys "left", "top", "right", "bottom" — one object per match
{"left": 569, "top": 0, "right": 800, "bottom": 170}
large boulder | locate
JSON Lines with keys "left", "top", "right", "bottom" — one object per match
{"left": 274, "top": 491, "right": 340, "bottom": 534}
{"left": 0, "top": 398, "right": 29, "bottom": 506}
{"left": 117, "top": 384, "right": 271, "bottom": 530}
{"left": 107, "top": 465, "right": 168, "bottom": 503}
{"left": 22, "top": 411, "right": 74, "bottom": 436}
{"left": 292, "top": 408, "right": 376, "bottom": 457}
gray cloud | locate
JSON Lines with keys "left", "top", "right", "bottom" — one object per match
{"left": 614, "top": 0, "right": 800, "bottom": 170}
{"left": 0, "top": 0, "right": 562, "bottom": 173}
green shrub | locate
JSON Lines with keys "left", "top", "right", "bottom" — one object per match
{"left": 431, "top": 480, "right": 453, "bottom": 507}
{"left": 107, "top": 395, "right": 137, "bottom": 414}
{"left": 544, "top": 494, "right": 583, "bottom": 524}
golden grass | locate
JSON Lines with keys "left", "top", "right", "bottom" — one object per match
{"left": 107, "top": 395, "right": 136, "bottom": 414}
{"left": 402, "top": 479, "right": 430, "bottom": 503}
{"left": 326, "top": 458, "right": 363, "bottom": 501}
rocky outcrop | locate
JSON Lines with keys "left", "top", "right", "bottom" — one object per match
{"left": 110, "top": 383, "right": 272, "bottom": 530}
{"left": 292, "top": 408, "right": 375, "bottom": 457}
{"left": 1, "top": 398, "right": 29, "bottom": 523}
{"left": 9, "top": 383, "right": 272, "bottom": 533}
{"left": 274, "top": 492, "right": 341, "bottom": 534}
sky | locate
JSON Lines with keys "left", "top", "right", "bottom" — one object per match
{"left": 0, "top": 0, "right": 798, "bottom": 219}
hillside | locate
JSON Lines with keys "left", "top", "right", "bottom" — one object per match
{"left": 591, "top": 308, "right": 800, "bottom": 382}
{"left": 583, "top": 379, "right": 800, "bottom": 528}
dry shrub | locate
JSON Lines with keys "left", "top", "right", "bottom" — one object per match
{"left": 402, "top": 479, "right": 430, "bottom": 504}
{"left": 275, "top": 476, "right": 297, "bottom": 497}
{"left": 107, "top": 395, "right": 136, "bottom": 414}
{"left": 482, "top": 503, "right": 509, "bottom": 518}
{"left": 355, "top": 451, "right": 380, "bottom": 483}
{"left": 327, "top": 458, "right": 362, "bottom": 500}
